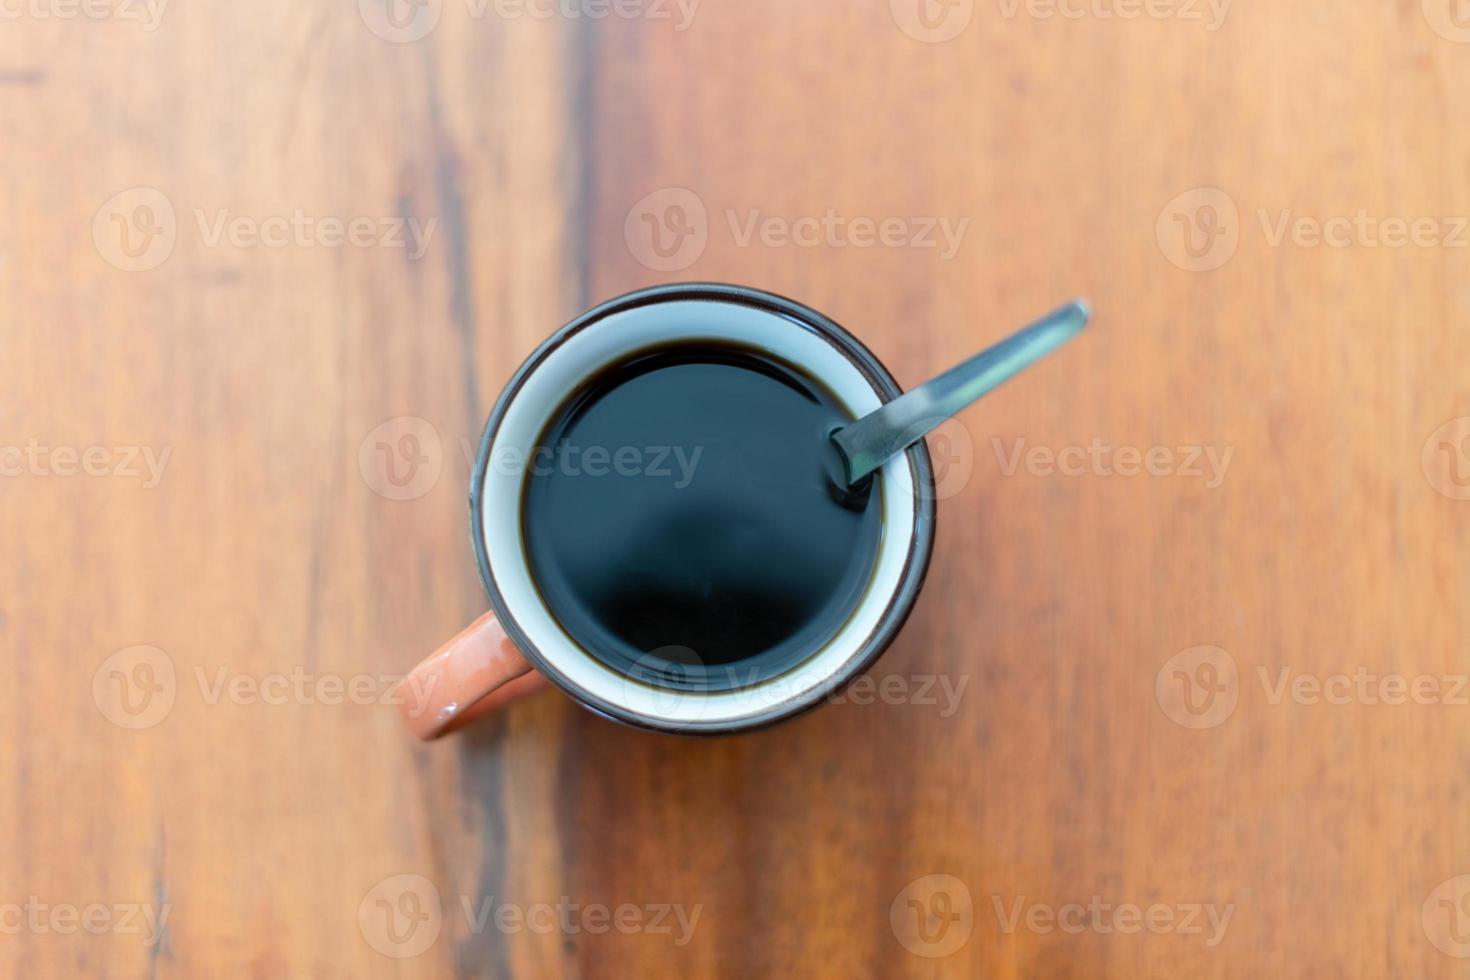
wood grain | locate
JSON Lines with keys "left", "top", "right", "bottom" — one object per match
{"left": 3, "top": 0, "right": 1470, "bottom": 976}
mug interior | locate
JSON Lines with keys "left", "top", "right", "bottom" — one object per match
{"left": 472, "top": 285, "right": 934, "bottom": 733}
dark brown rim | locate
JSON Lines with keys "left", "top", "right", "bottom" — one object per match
{"left": 469, "top": 283, "right": 937, "bottom": 735}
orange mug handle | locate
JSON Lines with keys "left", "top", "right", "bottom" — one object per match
{"left": 397, "top": 612, "right": 549, "bottom": 740}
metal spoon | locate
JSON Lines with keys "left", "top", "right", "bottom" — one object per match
{"left": 830, "top": 300, "right": 1091, "bottom": 485}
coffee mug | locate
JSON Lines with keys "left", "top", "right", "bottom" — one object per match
{"left": 399, "top": 283, "right": 936, "bottom": 737}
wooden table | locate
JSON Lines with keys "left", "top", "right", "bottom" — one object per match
{"left": 5, "top": 1, "right": 1470, "bottom": 975}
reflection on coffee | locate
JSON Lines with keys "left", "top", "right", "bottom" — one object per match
{"left": 521, "top": 343, "right": 882, "bottom": 691}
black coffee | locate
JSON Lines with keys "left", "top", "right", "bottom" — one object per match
{"left": 521, "top": 343, "right": 882, "bottom": 691}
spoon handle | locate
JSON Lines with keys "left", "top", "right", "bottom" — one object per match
{"left": 831, "top": 299, "right": 1091, "bottom": 484}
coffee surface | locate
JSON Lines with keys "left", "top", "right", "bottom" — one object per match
{"left": 521, "top": 344, "right": 882, "bottom": 691}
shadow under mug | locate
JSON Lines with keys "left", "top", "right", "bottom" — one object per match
{"left": 398, "top": 283, "right": 936, "bottom": 737}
